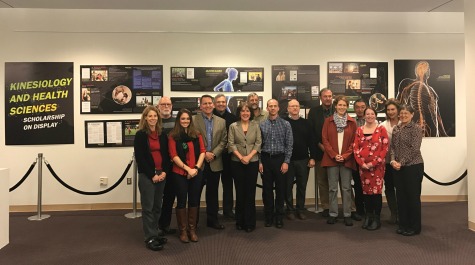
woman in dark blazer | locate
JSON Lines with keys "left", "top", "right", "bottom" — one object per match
{"left": 321, "top": 95, "right": 357, "bottom": 226}
{"left": 134, "top": 106, "right": 171, "bottom": 251}
{"left": 390, "top": 104, "right": 424, "bottom": 236}
{"left": 228, "top": 103, "right": 262, "bottom": 232}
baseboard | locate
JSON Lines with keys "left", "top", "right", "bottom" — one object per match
{"left": 9, "top": 195, "right": 468, "bottom": 212}
{"left": 469, "top": 221, "right": 475, "bottom": 232}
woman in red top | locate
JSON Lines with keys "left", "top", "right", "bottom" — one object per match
{"left": 353, "top": 107, "right": 389, "bottom": 230}
{"left": 321, "top": 95, "right": 357, "bottom": 226}
{"left": 168, "top": 109, "right": 206, "bottom": 243}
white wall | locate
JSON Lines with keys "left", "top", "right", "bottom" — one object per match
{"left": 0, "top": 9, "right": 466, "bottom": 206}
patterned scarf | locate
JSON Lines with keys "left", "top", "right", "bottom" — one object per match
{"left": 333, "top": 112, "right": 348, "bottom": 133}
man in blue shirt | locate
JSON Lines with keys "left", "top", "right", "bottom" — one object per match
{"left": 259, "top": 99, "right": 293, "bottom": 228}
{"left": 193, "top": 95, "right": 228, "bottom": 229}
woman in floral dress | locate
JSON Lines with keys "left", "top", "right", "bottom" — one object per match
{"left": 353, "top": 107, "right": 389, "bottom": 230}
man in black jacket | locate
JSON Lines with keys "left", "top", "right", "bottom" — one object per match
{"left": 307, "top": 88, "right": 333, "bottom": 217}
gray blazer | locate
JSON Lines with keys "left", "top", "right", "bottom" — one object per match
{"left": 192, "top": 114, "right": 227, "bottom": 172}
{"left": 228, "top": 120, "right": 262, "bottom": 162}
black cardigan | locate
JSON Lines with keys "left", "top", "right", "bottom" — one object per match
{"left": 134, "top": 130, "right": 171, "bottom": 179}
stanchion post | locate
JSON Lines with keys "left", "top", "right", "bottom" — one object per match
{"left": 28, "top": 153, "right": 50, "bottom": 221}
{"left": 125, "top": 153, "right": 141, "bottom": 219}
{"left": 307, "top": 169, "right": 322, "bottom": 213}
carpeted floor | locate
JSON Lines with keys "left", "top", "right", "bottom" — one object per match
{"left": 1, "top": 202, "right": 474, "bottom": 265}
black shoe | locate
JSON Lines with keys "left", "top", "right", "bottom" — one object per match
{"left": 351, "top": 212, "right": 362, "bottom": 221}
{"left": 402, "top": 230, "right": 420, "bottom": 236}
{"left": 396, "top": 227, "right": 405, "bottom": 234}
{"left": 224, "top": 212, "right": 236, "bottom": 220}
{"left": 207, "top": 222, "right": 225, "bottom": 230}
{"left": 286, "top": 212, "right": 296, "bottom": 220}
{"left": 275, "top": 218, "right": 284, "bottom": 229}
{"left": 159, "top": 226, "right": 177, "bottom": 235}
{"left": 145, "top": 238, "right": 164, "bottom": 251}
{"left": 265, "top": 217, "right": 273, "bottom": 227}
{"left": 344, "top": 217, "right": 354, "bottom": 226}
{"left": 326, "top": 216, "right": 337, "bottom": 224}
{"left": 236, "top": 224, "right": 244, "bottom": 230}
{"left": 296, "top": 211, "right": 307, "bottom": 220}
{"left": 157, "top": 237, "right": 168, "bottom": 245}
{"left": 245, "top": 227, "right": 255, "bottom": 233}
{"left": 321, "top": 209, "right": 330, "bottom": 218}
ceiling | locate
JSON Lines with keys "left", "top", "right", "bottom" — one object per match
{"left": 0, "top": 0, "right": 464, "bottom": 12}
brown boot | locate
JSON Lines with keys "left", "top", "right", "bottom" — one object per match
{"left": 188, "top": 207, "right": 199, "bottom": 242}
{"left": 176, "top": 208, "right": 189, "bottom": 243}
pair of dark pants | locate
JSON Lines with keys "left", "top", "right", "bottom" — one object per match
{"left": 138, "top": 173, "right": 166, "bottom": 241}
{"left": 363, "top": 194, "right": 383, "bottom": 215}
{"left": 232, "top": 160, "right": 258, "bottom": 228}
{"left": 384, "top": 165, "right": 398, "bottom": 214}
{"left": 221, "top": 151, "right": 235, "bottom": 215}
{"left": 200, "top": 162, "right": 222, "bottom": 225}
{"left": 158, "top": 174, "right": 176, "bottom": 230}
{"left": 285, "top": 158, "right": 309, "bottom": 212}
{"left": 352, "top": 165, "right": 366, "bottom": 215}
{"left": 174, "top": 171, "right": 202, "bottom": 209}
{"left": 394, "top": 163, "right": 424, "bottom": 233}
{"left": 261, "top": 154, "right": 286, "bottom": 220}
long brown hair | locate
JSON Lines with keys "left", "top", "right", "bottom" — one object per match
{"left": 138, "top": 106, "right": 162, "bottom": 135}
{"left": 169, "top": 108, "right": 200, "bottom": 140}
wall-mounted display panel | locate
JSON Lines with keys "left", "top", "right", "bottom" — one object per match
{"left": 394, "top": 60, "right": 455, "bottom": 137}
{"left": 272, "top": 65, "right": 320, "bottom": 116}
{"left": 328, "top": 62, "right": 388, "bottom": 113}
{"left": 5, "top": 62, "right": 74, "bottom": 145}
{"left": 80, "top": 65, "right": 163, "bottom": 114}
{"left": 85, "top": 119, "right": 139, "bottom": 148}
{"left": 170, "top": 67, "right": 264, "bottom": 92}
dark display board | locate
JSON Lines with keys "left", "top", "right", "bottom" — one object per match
{"left": 170, "top": 96, "right": 263, "bottom": 117}
{"left": 272, "top": 65, "right": 320, "bottom": 116}
{"left": 80, "top": 65, "right": 163, "bottom": 114}
{"left": 328, "top": 62, "right": 388, "bottom": 112}
{"left": 394, "top": 60, "right": 455, "bottom": 137}
{"left": 85, "top": 119, "right": 139, "bottom": 148}
{"left": 170, "top": 67, "right": 264, "bottom": 92}
{"left": 5, "top": 62, "right": 74, "bottom": 145}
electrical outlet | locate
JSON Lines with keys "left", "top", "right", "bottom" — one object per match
{"left": 127, "top": 178, "right": 132, "bottom": 185}
{"left": 100, "top": 177, "right": 108, "bottom": 186}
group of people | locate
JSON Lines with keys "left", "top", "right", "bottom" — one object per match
{"left": 311, "top": 89, "right": 424, "bottom": 235}
{"left": 133, "top": 89, "right": 425, "bottom": 252}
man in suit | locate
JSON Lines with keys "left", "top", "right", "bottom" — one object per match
{"left": 213, "top": 94, "right": 238, "bottom": 219}
{"left": 193, "top": 95, "right": 228, "bottom": 229}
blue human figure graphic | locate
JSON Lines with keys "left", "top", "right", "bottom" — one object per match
{"left": 214, "top": 68, "right": 239, "bottom": 92}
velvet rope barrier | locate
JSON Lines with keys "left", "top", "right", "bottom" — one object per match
{"left": 9, "top": 160, "right": 37, "bottom": 192}
{"left": 44, "top": 158, "right": 133, "bottom": 195}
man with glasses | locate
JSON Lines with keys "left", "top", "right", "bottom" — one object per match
{"left": 157, "top": 96, "right": 177, "bottom": 235}
{"left": 284, "top": 99, "right": 316, "bottom": 220}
